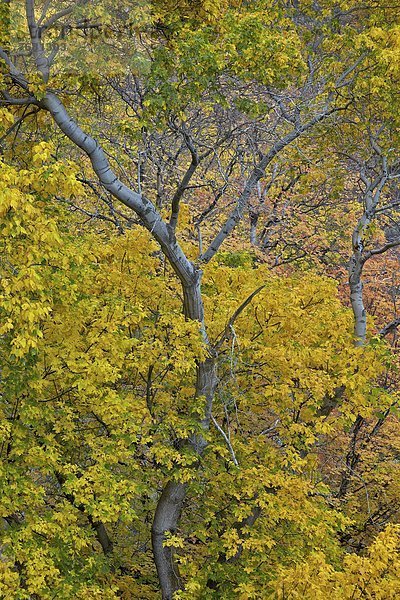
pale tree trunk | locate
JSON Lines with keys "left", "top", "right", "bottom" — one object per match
{"left": 349, "top": 219, "right": 369, "bottom": 346}
{"left": 342, "top": 158, "right": 392, "bottom": 503}
{"left": 152, "top": 274, "right": 217, "bottom": 599}
{"left": 151, "top": 481, "right": 187, "bottom": 598}
{"left": 348, "top": 164, "right": 388, "bottom": 345}
{"left": 249, "top": 210, "right": 259, "bottom": 246}
{"left": 151, "top": 354, "right": 217, "bottom": 599}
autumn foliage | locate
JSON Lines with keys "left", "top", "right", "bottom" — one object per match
{"left": 1, "top": 1, "right": 400, "bottom": 599}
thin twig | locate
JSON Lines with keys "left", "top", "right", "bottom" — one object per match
{"left": 211, "top": 415, "right": 239, "bottom": 466}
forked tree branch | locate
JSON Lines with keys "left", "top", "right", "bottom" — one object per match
{"left": 200, "top": 103, "right": 351, "bottom": 263}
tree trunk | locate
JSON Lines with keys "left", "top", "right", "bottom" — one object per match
{"left": 39, "top": 91, "right": 217, "bottom": 598}
{"left": 349, "top": 251, "right": 366, "bottom": 346}
{"left": 151, "top": 480, "right": 187, "bottom": 599}
{"left": 348, "top": 197, "right": 374, "bottom": 346}
{"left": 151, "top": 271, "right": 217, "bottom": 598}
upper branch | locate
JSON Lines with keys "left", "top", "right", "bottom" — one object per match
{"left": 379, "top": 318, "right": 400, "bottom": 338}
{"left": 41, "top": 92, "right": 196, "bottom": 285}
{"left": 200, "top": 103, "right": 348, "bottom": 264}
{"left": 214, "top": 285, "right": 265, "bottom": 351}
{"left": 363, "top": 239, "right": 400, "bottom": 261}
{"left": 0, "top": 47, "right": 30, "bottom": 91}
{"left": 169, "top": 126, "right": 200, "bottom": 232}
{"left": 25, "top": 0, "right": 50, "bottom": 80}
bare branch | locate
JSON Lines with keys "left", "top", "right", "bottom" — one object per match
{"left": 169, "top": 127, "right": 200, "bottom": 231}
{"left": 375, "top": 201, "right": 400, "bottom": 214}
{"left": 211, "top": 416, "right": 239, "bottom": 466}
{"left": 0, "top": 94, "right": 38, "bottom": 105}
{"left": 364, "top": 239, "right": 400, "bottom": 261}
{"left": 200, "top": 103, "right": 350, "bottom": 263}
{"left": 379, "top": 318, "right": 400, "bottom": 338}
{"left": 37, "top": 0, "right": 52, "bottom": 26}
{"left": 40, "top": 5, "right": 75, "bottom": 31}
{"left": 214, "top": 285, "right": 265, "bottom": 351}
{"left": 0, "top": 47, "right": 30, "bottom": 91}
{"left": 335, "top": 53, "right": 367, "bottom": 88}
{"left": 0, "top": 107, "right": 39, "bottom": 143}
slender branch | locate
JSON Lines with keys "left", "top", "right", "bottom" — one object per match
{"left": 0, "top": 95, "right": 38, "bottom": 105}
{"left": 211, "top": 415, "right": 239, "bottom": 466}
{"left": 40, "top": 5, "right": 75, "bottom": 31}
{"left": 168, "top": 122, "right": 218, "bottom": 231}
{"left": 37, "top": 0, "right": 52, "bottom": 25}
{"left": 56, "top": 196, "right": 125, "bottom": 231}
{"left": 0, "top": 107, "right": 39, "bottom": 143}
{"left": 214, "top": 285, "right": 265, "bottom": 350}
{"left": 375, "top": 201, "right": 400, "bottom": 214}
{"left": 54, "top": 472, "right": 113, "bottom": 555}
{"left": 379, "top": 318, "right": 400, "bottom": 338}
{"left": 77, "top": 177, "right": 135, "bottom": 226}
{"left": 0, "top": 47, "right": 30, "bottom": 91}
{"left": 335, "top": 53, "right": 367, "bottom": 88}
{"left": 169, "top": 144, "right": 199, "bottom": 231}
{"left": 363, "top": 239, "right": 400, "bottom": 261}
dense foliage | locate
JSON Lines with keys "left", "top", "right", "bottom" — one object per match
{"left": 1, "top": 1, "right": 400, "bottom": 598}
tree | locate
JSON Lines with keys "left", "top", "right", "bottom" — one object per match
{"left": 1, "top": 1, "right": 400, "bottom": 598}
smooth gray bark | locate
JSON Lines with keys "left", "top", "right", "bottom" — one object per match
{"left": 151, "top": 274, "right": 217, "bottom": 598}
{"left": 348, "top": 170, "right": 387, "bottom": 345}
{"left": 41, "top": 93, "right": 196, "bottom": 288}
{"left": 151, "top": 481, "right": 187, "bottom": 599}
{"left": 349, "top": 234, "right": 368, "bottom": 346}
